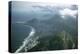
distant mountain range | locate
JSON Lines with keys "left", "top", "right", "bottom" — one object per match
{"left": 24, "top": 13, "right": 77, "bottom": 39}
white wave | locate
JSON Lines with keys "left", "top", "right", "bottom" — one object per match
{"left": 15, "top": 25, "right": 38, "bottom": 53}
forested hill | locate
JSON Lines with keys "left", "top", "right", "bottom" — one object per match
{"left": 27, "top": 31, "right": 78, "bottom": 52}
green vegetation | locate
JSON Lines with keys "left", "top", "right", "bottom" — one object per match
{"left": 28, "top": 31, "right": 78, "bottom": 52}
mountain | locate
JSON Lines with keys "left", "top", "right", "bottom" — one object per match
{"left": 25, "top": 14, "right": 77, "bottom": 38}
{"left": 28, "top": 31, "right": 78, "bottom": 52}
{"left": 11, "top": 2, "right": 78, "bottom": 52}
{"left": 23, "top": 13, "right": 78, "bottom": 52}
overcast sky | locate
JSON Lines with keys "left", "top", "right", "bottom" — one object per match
{"left": 11, "top": 1, "right": 78, "bottom": 21}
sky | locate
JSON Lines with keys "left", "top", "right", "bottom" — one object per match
{"left": 11, "top": 1, "right": 78, "bottom": 21}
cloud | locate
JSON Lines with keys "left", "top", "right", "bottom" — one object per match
{"left": 59, "top": 8, "right": 77, "bottom": 19}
